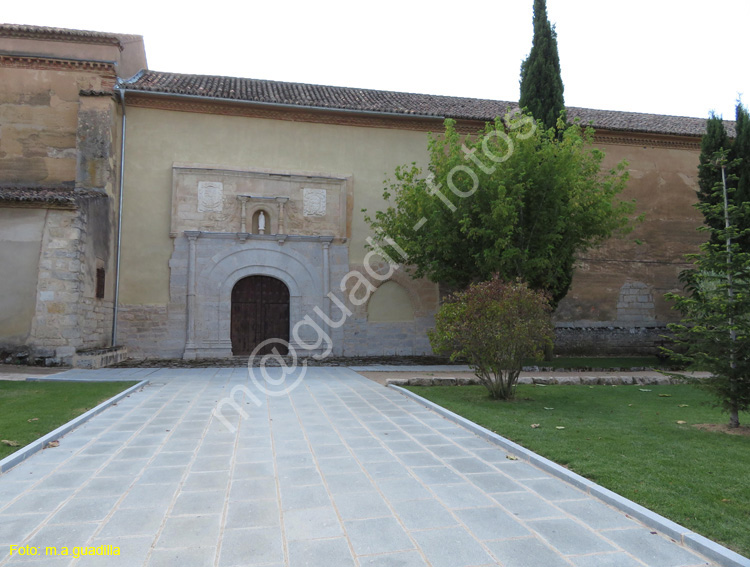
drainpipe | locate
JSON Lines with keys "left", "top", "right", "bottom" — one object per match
{"left": 111, "top": 84, "right": 126, "bottom": 347}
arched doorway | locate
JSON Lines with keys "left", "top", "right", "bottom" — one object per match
{"left": 231, "top": 275, "right": 290, "bottom": 355}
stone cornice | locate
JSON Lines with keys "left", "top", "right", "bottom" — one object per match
{"left": 0, "top": 187, "right": 108, "bottom": 210}
{"left": 0, "top": 53, "right": 117, "bottom": 78}
{"left": 592, "top": 131, "right": 701, "bottom": 150}
{"left": 0, "top": 26, "right": 122, "bottom": 49}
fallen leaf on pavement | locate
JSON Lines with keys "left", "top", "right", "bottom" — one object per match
{"left": 45, "top": 440, "right": 59, "bottom": 448}
{"left": 506, "top": 455, "right": 519, "bottom": 461}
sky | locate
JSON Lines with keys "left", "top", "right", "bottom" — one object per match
{"left": 4, "top": 0, "right": 748, "bottom": 120}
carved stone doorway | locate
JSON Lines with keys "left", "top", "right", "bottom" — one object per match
{"left": 231, "top": 275, "right": 290, "bottom": 356}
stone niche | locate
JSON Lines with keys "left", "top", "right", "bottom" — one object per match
{"left": 170, "top": 163, "right": 351, "bottom": 238}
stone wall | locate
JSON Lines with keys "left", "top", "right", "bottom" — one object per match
{"left": 116, "top": 304, "right": 175, "bottom": 359}
{"left": 23, "top": 198, "right": 115, "bottom": 362}
{"left": 0, "top": 66, "right": 110, "bottom": 186}
{"left": 553, "top": 325, "right": 671, "bottom": 356}
{"left": 0, "top": 31, "right": 123, "bottom": 364}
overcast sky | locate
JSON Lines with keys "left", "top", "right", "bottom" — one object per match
{"left": 4, "top": 0, "right": 748, "bottom": 120}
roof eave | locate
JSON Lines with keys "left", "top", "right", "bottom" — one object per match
{"left": 116, "top": 86, "right": 448, "bottom": 122}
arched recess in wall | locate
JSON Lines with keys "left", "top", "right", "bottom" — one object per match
{"left": 367, "top": 280, "right": 415, "bottom": 322}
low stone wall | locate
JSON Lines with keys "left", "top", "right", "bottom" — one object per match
{"left": 67, "top": 346, "right": 129, "bottom": 369}
{"left": 553, "top": 326, "right": 672, "bottom": 356}
{"left": 388, "top": 374, "right": 684, "bottom": 387}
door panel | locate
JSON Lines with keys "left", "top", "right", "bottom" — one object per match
{"left": 231, "top": 276, "right": 290, "bottom": 356}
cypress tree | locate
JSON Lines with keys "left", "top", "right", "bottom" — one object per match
{"left": 519, "top": 0, "right": 565, "bottom": 131}
{"left": 697, "top": 104, "right": 750, "bottom": 251}
{"left": 732, "top": 103, "right": 750, "bottom": 215}
{"left": 697, "top": 112, "right": 730, "bottom": 234}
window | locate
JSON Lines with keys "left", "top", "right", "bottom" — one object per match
{"left": 96, "top": 267, "right": 105, "bottom": 299}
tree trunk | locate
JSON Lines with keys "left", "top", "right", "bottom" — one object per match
{"left": 543, "top": 341, "right": 554, "bottom": 362}
{"left": 729, "top": 407, "right": 740, "bottom": 429}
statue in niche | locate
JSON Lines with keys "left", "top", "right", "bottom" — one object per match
{"left": 258, "top": 210, "right": 266, "bottom": 234}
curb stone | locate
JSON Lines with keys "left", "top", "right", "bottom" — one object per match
{"left": 0, "top": 379, "right": 149, "bottom": 474}
{"left": 389, "top": 384, "right": 750, "bottom": 567}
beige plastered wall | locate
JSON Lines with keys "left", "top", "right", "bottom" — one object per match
{"left": 0, "top": 208, "right": 45, "bottom": 342}
{"left": 119, "top": 106, "right": 431, "bottom": 305}
{"left": 367, "top": 280, "right": 416, "bottom": 322}
{"left": 120, "top": 105, "right": 706, "bottom": 326}
{"left": 556, "top": 141, "right": 705, "bottom": 324}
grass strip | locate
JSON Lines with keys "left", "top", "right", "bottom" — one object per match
{"left": 405, "top": 383, "right": 750, "bottom": 557}
{"left": 0, "top": 381, "right": 139, "bottom": 459}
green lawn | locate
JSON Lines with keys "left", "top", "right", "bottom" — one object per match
{"left": 0, "top": 381, "right": 139, "bottom": 460}
{"left": 406, "top": 383, "right": 750, "bottom": 557}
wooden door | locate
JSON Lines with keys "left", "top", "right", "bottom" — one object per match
{"left": 231, "top": 276, "right": 290, "bottom": 355}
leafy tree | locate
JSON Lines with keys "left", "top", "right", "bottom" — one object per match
{"left": 519, "top": 0, "right": 565, "bottom": 131}
{"left": 364, "top": 115, "right": 636, "bottom": 309}
{"left": 429, "top": 278, "right": 553, "bottom": 400}
{"left": 665, "top": 152, "right": 750, "bottom": 428}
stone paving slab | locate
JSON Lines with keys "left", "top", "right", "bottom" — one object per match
{"left": 0, "top": 366, "right": 733, "bottom": 567}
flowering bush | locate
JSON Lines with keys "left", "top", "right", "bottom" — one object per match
{"left": 429, "top": 278, "right": 553, "bottom": 399}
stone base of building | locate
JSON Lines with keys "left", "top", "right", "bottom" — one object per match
{"left": 67, "top": 346, "right": 129, "bottom": 369}
{"left": 553, "top": 325, "right": 672, "bottom": 357}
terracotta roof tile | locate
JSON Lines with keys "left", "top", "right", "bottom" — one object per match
{"left": 122, "top": 71, "right": 735, "bottom": 138}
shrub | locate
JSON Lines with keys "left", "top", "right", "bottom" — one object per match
{"left": 429, "top": 278, "right": 553, "bottom": 399}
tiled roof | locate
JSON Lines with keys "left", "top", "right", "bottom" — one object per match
{"left": 122, "top": 71, "right": 735, "bottom": 138}
{"left": 0, "top": 186, "right": 107, "bottom": 208}
{"left": 0, "top": 24, "right": 123, "bottom": 48}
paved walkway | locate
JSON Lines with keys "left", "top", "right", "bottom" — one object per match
{"left": 0, "top": 367, "right": 717, "bottom": 567}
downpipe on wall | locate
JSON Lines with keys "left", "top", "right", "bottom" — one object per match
{"left": 111, "top": 83, "right": 126, "bottom": 347}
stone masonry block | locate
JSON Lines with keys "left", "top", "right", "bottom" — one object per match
{"left": 431, "top": 377, "right": 457, "bottom": 386}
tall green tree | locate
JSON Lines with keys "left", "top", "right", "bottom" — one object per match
{"left": 697, "top": 113, "right": 730, "bottom": 221}
{"left": 698, "top": 103, "right": 750, "bottom": 250}
{"left": 733, "top": 103, "right": 750, "bottom": 217}
{"left": 519, "top": 0, "right": 565, "bottom": 131}
{"left": 363, "top": 116, "right": 636, "bottom": 309}
{"left": 665, "top": 152, "right": 750, "bottom": 428}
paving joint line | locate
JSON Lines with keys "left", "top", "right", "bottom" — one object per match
{"left": 355, "top": 379, "right": 583, "bottom": 566}
{"left": 389, "top": 383, "right": 750, "bottom": 567}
